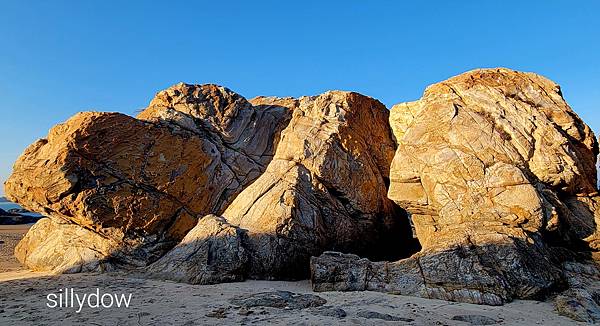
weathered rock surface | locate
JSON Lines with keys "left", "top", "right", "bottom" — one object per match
{"left": 6, "top": 84, "right": 411, "bottom": 278}
{"left": 14, "top": 217, "right": 119, "bottom": 273}
{"left": 146, "top": 215, "right": 247, "bottom": 284}
{"left": 356, "top": 310, "right": 414, "bottom": 322}
{"left": 307, "top": 306, "right": 347, "bottom": 319}
{"left": 137, "top": 83, "right": 292, "bottom": 209}
{"left": 218, "top": 91, "right": 413, "bottom": 279}
{"left": 388, "top": 68, "right": 598, "bottom": 251}
{"left": 149, "top": 91, "right": 415, "bottom": 282}
{"left": 311, "top": 68, "right": 600, "bottom": 305}
{"left": 450, "top": 314, "right": 498, "bottom": 325}
{"left": 553, "top": 260, "right": 600, "bottom": 322}
{"left": 555, "top": 288, "right": 600, "bottom": 323}
{"left": 6, "top": 112, "right": 207, "bottom": 271}
{"left": 5, "top": 84, "right": 291, "bottom": 272}
{"left": 229, "top": 291, "right": 327, "bottom": 309}
{"left": 312, "top": 240, "right": 561, "bottom": 305}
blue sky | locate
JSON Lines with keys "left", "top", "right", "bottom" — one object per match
{"left": 1, "top": 1, "right": 599, "bottom": 195}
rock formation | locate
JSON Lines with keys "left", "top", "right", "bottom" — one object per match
{"left": 6, "top": 68, "right": 600, "bottom": 313}
{"left": 149, "top": 91, "right": 415, "bottom": 282}
{"left": 225, "top": 91, "right": 411, "bottom": 280}
{"left": 6, "top": 84, "right": 292, "bottom": 272}
{"left": 311, "top": 68, "right": 600, "bottom": 305}
{"left": 6, "top": 84, "right": 411, "bottom": 278}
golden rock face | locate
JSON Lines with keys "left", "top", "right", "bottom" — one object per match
{"left": 5, "top": 84, "right": 294, "bottom": 272}
{"left": 310, "top": 68, "right": 600, "bottom": 306}
{"left": 388, "top": 68, "right": 599, "bottom": 251}
{"left": 7, "top": 112, "right": 207, "bottom": 238}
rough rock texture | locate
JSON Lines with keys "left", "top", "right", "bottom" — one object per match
{"left": 450, "top": 315, "right": 498, "bottom": 325}
{"left": 311, "top": 68, "right": 600, "bottom": 305}
{"left": 312, "top": 242, "right": 561, "bottom": 306}
{"left": 149, "top": 91, "right": 414, "bottom": 282}
{"left": 14, "top": 218, "right": 119, "bottom": 273}
{"left": 356, "top": 310, "right": 414, "bottom": 322}
{"left": 6, "top": 84, "right": 411, "bottom": 278}
{"left": 137, "top": 83, "right": 293, "bottom": 209}
{"left": 219, "top": 91, "right": 412, "bottom": 279}
{"left": 5, "top": 84, "right": 291, "bottom": 272}
{"left": 388, "top": 68, "right": 598, "bottom": 251}
{"left": 6, "top": 112, "right": 207, "bottom": 271}
{"left": 555, "top": 289, "right": 600, "bottom": 323}
{"left": 146, "top": 215, "right": 247, "bottom": 284}
{"left": 229, "top": 291, "right": 327, "bottom": 309}
{"left": 553, "top": 260, "right": 600, "bottom": 323}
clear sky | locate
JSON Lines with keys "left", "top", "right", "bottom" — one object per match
{"left": 1, "top": 1, "right": 599, "bottom": 195}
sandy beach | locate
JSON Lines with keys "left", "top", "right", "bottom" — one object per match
{"left": 0, "top": 225, "right": 583, "bottom": 325}
{"left": 0, "top": 224, "right": 30, "bottom": 273}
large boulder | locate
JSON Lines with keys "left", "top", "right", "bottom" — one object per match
{"left": 388, "top": 68, "right": 598, "bottom": 250}
{"left": 5, "top": 84, "right": 291, "bottom": 272}
{"left": 149, "top": 91, "right": 416, "bottom": 282}
{"left": 10, "top": 69, "right": 599, "bottom": 308}
{"left": 311, "top": 68, "right": 600, "bottom": 304}
{"left": 224, "top": 92, "right": 410, "bottom": 279}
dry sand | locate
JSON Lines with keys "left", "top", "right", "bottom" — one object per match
{"left": 0, "top": 224, "right": 29, "bottom": 273}
{"left": 0, "top": 225, "right": 582, "bottom": 325}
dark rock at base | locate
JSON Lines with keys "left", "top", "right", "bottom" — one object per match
{"left": 237, "top": 307, "right": 254, "bottom": 316}
{"left": 311, "top": 240, "right": 564, "bottom": 306}
{"left": 451, "top": 314, "right": 499, "bottom": 325}
{"left": 205, "top": 307, "right": 228, "bottom": 319}
{"left": 307, "top": 306, "right": 347, "bottom": 318}
{"left": 554, "top": 261, "right": 600, "bottom": 323}
{"left": 357, "top": 310, "right": 413, "bottom": 322}
{"left": 555, "top": 289, "right": 600, "bottom": 323}
{"left": 229, "top": 291, "right": 326, "bottom": 309}
{"left": 300, "top": 69, "right": 600, "bottom": 312}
